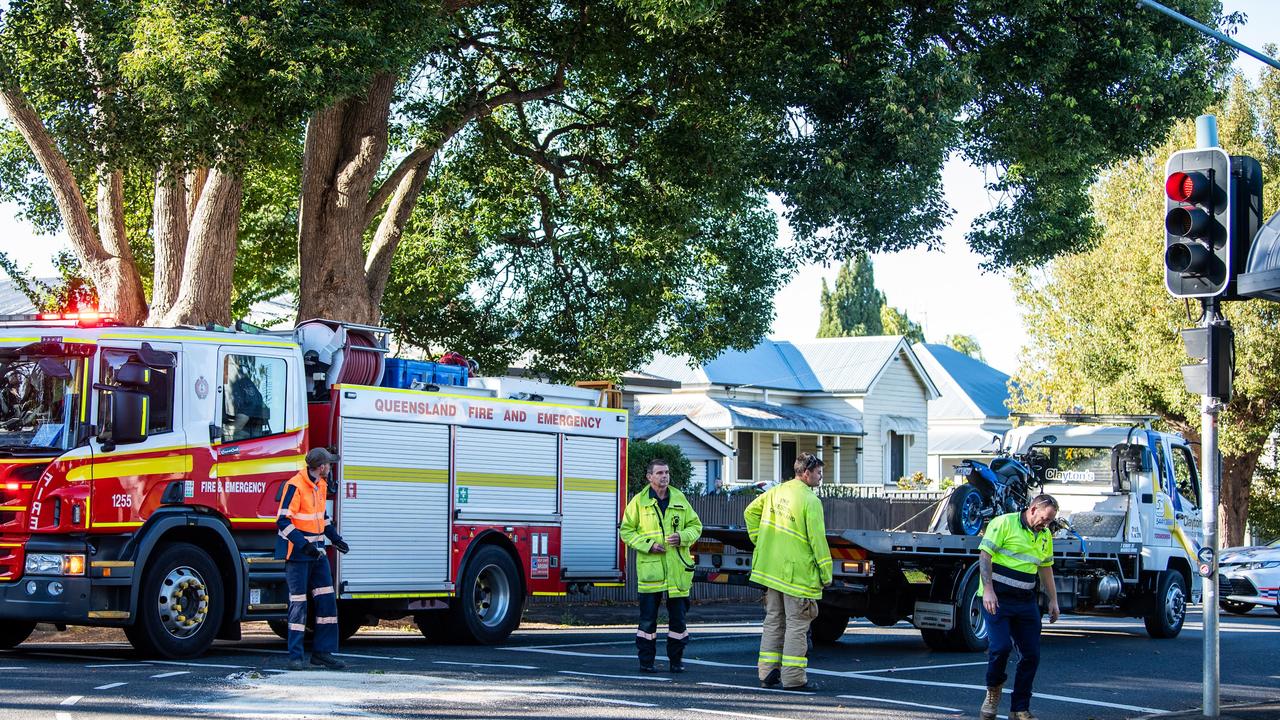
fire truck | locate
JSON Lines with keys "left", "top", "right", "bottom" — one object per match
{"left": 0, "top": 314, "right": 627, "bottom": 658}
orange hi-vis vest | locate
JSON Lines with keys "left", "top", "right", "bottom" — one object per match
{"left": 277, "top": 470, "right": 329, "bottom": 559}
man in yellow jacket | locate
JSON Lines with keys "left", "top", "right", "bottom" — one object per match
{"left": 619, "top": 458, "right": 703, "bottom": 673}
{"left": 744, "top": 452, "right": 831, "bottom": 691}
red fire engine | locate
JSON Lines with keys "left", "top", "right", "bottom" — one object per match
{"left": 0, "top": 314, "right": 627, "bottom": 657}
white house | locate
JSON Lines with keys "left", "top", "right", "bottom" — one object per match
{"left": 914, "top": 343, "right": 1014, "bottom": 481}
{"left": 638, "top": 336, "right": 939, "bottom": 488}
{"left": 629, "top": 414, "right": 735, "bottom": 493}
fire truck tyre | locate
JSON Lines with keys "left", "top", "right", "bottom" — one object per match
{"left": 1143, "top": 571, "right": 1187, "bottom": 639}
{"left": 1220, "top": 600, "right": 1255, "bottom": 615}
{"left": 0, "top": 620, "right": 35, "bottom": 649}
{"left": 810, "top": 607, "right": 849, "bottom": 644}
{"left": 267, "top": 620, "right": 288, "bottom": 641}
{"left": 124, "top": 543, "right": 224, "bottom": 658}
{"left": 945, "top": 485, "right": 985, "bottom": 537}
{"left": 452, "top": 545, "right": 522, "bottom": 645}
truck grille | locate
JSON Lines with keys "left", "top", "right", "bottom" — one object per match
{"left": 1065, "top": 512, "right": 1126, "bottom": 538}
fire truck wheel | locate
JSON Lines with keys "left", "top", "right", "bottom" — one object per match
{"left": 810, "top": 607, "right": 849, "bottom": 644}
{"left": 124, "top": 543, "right": 224, "bottom": 658}
{"left": 452, "top": 545, "right": 522, "bottom": 644}
{"left": 1143, "top": 570, "right": 1186, "bottom": 639}
{"left": 0, "top": 620, "right": 35, "bottom": 649}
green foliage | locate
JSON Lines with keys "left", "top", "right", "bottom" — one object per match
{"left": 0, "top": 250, "right": 96, "bottom": 313}
{"left": 945, "top": 334, "right": 985, "bottom": 362}
{"left": 1010, "top": 69, "right": 1280, "bottom": 543}
{"left": 880, "top": 305, "right": 924, "bottom": 344}
{"left": 1249, "top": 454, "right": 1280, "bottom": 543}
{"left": 626, "top": 440, "right": 694, "bottom": 496}
{"left": 818, "top": 254, "right": 883, "bottom": 337}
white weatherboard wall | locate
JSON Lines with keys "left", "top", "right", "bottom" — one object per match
{"left": 337, "top": 418, "right": 450, "bottom": 592}
{"left": 455, "top": 427, "right": 558, "bottom": 519}
{"left": 561, "top": 435, "right": 620, "bottom": 576}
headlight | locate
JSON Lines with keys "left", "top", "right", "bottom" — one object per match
{"left": 1260, "top": 561, "right": 1280, "bottom": 569}
{"left": 23, "top": 553, "right": 85, "bottom": 576}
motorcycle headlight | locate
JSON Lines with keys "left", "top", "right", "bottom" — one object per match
{"left": 24, "top": 554, "right": 62, "bottom": 575}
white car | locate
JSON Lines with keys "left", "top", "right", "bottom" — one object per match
{"left": 1219, "top": 538, "right": 1280, "bottom": 616}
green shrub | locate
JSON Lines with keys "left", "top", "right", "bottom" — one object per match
{"left": 626, "top": 440, "right": 693, "bottom": 496}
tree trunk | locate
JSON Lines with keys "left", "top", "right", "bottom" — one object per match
{"left": 1220, "top": 452, "right": 1257, "bottom": 548}
{"left": 157, "top": 169, "right": 243, "bottom": 327}
{"left": 365, "top": 164, "right": 431, "bottom": 309}
{"left": 0, "top": 87, "right": 146, "bottom": 323}
{"left": 296, "top": 72, "right": 397, "bottom": 325}
{"left": 93, "top": 170, "right": 148, "bottom": 320}
{"left": 185, "top": 168, "right": 209, "bottom": 226}
{"left": 149, "top": 167, "right": 189, "bottom": 322}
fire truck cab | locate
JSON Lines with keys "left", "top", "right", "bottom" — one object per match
{"left": 0, "top": 314, "right": 627, "bottom": 658}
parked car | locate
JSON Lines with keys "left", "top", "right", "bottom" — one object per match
{"left": 1219, "top": 538, "right": 1280, "bottom": 616}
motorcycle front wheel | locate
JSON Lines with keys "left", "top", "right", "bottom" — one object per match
{"left": 946, "top": 484, "right": 987, "bottom": 536}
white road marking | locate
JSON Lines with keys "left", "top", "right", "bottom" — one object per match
{"left": 0, "top": 666, "right": 26, "bottom": 670}
{"left": 261, "top": 669, "right": 290, "bottom": 674}
{"left": 536, "top": 692, "right": 656, "bottom": 707}
{"left": 55, "top": 713, "right": 72, "bottom": 720}
{"left": 94, "top": 682, "right": 127, "bottom": 691}
{"left": 698, "top": 681, "right": 813, "bottom": 696}
{"left": 523, "top": 633, "right": 745, "bottom": 649}
{"left": 29, "top": 651, "right": 122, "bottom": 662}
{"left": 149, "top": 671, "right": 190, "bottom": 679}
{"left": 85, "top": 663, "right": 150, "bottom": 668}
{"left": 333, "top": 651, "right": 412, "bottom": 661}
{"left": 146, "top": 659, "right": 250, "bottom": 669}
{"left": 819, "top": 671, "right": 1169, "bottom": 714}
{"left": 688, "top": 707, "right": 794, "bottom": 720}
{"left": 559, "top": 670, "right": 671, "bottom": 682}
{"left": 499, "top": 647, "right": 633, "bottom": 659}
{"left": 858, "top": 660, "right": 987, "bottom": 674}
{"left": 59, "top": 696, "right": 83, "bottom": 705}
{"left": 433, "top": 661, "right": 539, "bottom": 670}
{"left": 837, "top": 694, "right": 963, "bottom": 712}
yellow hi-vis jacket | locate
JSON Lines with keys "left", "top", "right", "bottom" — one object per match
{"left": 744, "top": 478, "right": 832, "bottom": 599}
{"left": 620, "top": 486, "right": 703, "bottom": 597}
{"left": 978, "top": 511, "right": 1053, "bottom": 597}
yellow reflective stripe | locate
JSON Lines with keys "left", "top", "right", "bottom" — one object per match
{"left": 816, "top": 557, "right": 833, "bottom": 566}
{"left": 343, "top": 465, "right": 448, "bottom": 484}
{"left": 760, "top": 518, "right": 809, "bottom": 543}
{"left": 0, "top": 505, "right": 27, "bottom": 512}
{"left": 455, "top": 472, "right": 555, "bottom": 490}
{"left": 219, "top": 455, "right": 304, "bottom": 478}
{"left": 751, "top": 569, "right": 815, "bottom": 596}
{"left": 564, "top": 477, "right": 616, "bottom": 493}
{"left": 79, "top": 361, "right": 89, "bottom": 422}
{"left": 92, "top": 521, "right": 143, "bottom": 528}
{"left": 99, "top": 332, "right": 295, "bottom": 347}
{"left": 758, "top": 652, "right": 781, "bottom": 659}
{"left": 346, "top": 592, "right": 452, "bottom": 599}
{"left": 336, "top": 385, "right": 629, "bottom": 414}
{"left": 229, "top": 518, "right": 275, "bottom": 523}
{"left": 781, "top": 655, "right": 808, "bottom": 668}
{"left": 67, "top": 454, "right": 193, "bottom": 482}
{"left": 140, "top": 395, "right": 148, "bottom": 435}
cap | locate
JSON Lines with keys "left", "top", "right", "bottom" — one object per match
{"left": 305, "top": 447, "right": 339, "bottom": 468}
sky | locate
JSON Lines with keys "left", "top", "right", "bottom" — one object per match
{"left": 1, "top": 1, "right": 1276, "bottom": 374}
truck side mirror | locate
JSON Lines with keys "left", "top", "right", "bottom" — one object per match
{"left": 1110, "top": 443, "right": 1146, "bottom": 492}
{"left": 94, "top": 385, "right": 149, "bottom": 448}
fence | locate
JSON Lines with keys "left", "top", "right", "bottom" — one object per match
{"left": 532, "top": 490, "right": 946, "bottom": 607}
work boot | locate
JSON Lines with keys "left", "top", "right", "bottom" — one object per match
{"left": 667, "top": 634, "right": 688, "bottom": 673}
{"left": 980, "top": 685, "right": 1003, "bottom": 720}
{"left": 310, "top": 652, "right": 347, "bottom": 670}
{"left": 781, "top": 681, "right": 820, "bottom": 692}
{"left": 636, "top": 634, "right": 657, "bottom": 672}
{"left": 286, "top": 658, "right": 307, "bottom": 671}
{"left": 760, "top": 668, "right": 781, "bottom": 688}
{"left": 1009, "top": 711, "right": 1039, "bottom": 720}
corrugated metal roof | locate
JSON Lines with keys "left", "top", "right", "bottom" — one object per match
{"left": 643, "top": 336, "right": 913, "bottom": 394}
{"left": 639, "top": 396, "right": 864, "bottom": 436}
{"left": 628, "top": 414, "right": 685, "bottom": 439}
{"left": 0, "top": 278, "right": 50, "bottom": 314}
{"left": 916, "top": 343, "right": 1012, "bottom": 420}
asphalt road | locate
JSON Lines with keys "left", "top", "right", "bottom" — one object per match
{"left": 1, "top": 606, "right": 1277, "bottom": 720}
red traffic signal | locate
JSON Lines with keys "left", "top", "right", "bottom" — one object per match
{"left": 1164, "top": 148, "right": 1231, "bottom": 299}
{"left": 1165, "top": 171, "right": 1211, "bottom": 204}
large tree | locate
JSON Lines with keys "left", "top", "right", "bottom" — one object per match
{"left": 1010, "top": 72, "right": 1280, "bottom": 547}
{"left": 818, "top": 254, "right": 884, "bottom": 337}
{"left": 0, "top": 0, "right": 1239, "bottom": 367}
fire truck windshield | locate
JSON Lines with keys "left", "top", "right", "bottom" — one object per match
{"left": 0, "top": 356, "right": 88, "bottom": 454}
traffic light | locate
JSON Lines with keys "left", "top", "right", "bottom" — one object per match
{"left": 1164, "top": 148, "right": 1232, "bottom": 298}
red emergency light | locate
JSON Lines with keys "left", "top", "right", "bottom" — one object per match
{"left": 36, "top": 311, "right": 115, "bottom": 326}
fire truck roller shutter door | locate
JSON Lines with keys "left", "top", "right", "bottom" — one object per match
{"left": 562, "top": 435, "right": 621, "bottom": 575}
{"left": 455, "top": 427, "right": 557, "bottom": 519}
{"left": 337, "top": 418, "right": 451, "bottom": 591}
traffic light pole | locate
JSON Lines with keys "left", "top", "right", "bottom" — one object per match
{"left": 1199, "top": 298, "right": 1222, "bottom": 719}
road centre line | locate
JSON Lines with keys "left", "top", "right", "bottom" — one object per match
{"left": 59, "top": 696, "right": 82, "bottom": 706}
{"left": 687, "top": 707, "right": 795, "bottom": 720}
{"left": 522, "top": 690, "right": 656, "bottom": 708}
{"left": 85, "top": 663, "right": 150, "bottom": 668}
{"left": 559, "top": 670, "right": 671, "bottom": 682}
{"left": 837, "top": 694, "right": 962, "bottom": 713}
{"left": 506, "top": 643, "right": 1168, "bottom": 714}
{"left": 146, "top": 659, "right": 250, "bottom": 669}
{"left": 150, "top": 671, "right": 190, "bottom": 679}
{"left": 524, "top": 634, "right": 746, "bottom": 649}
{"left": 698, "top": 681, "right": 813, "bottom": 696}
{"left": 55, "top": 713, "right": 72, "bottom": 720}
{"left": 858, "top": 660, "right": 988, "bottom": 674}
{"left": 93, "top": 682, "right": 127, "bottom": 691}
{"left": 433, "top": 660, "right": 539, "bottom": 670}
{"left": 229, "top": 647, "right": 410, "bottom": 662}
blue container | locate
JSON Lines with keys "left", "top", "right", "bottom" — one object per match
{"left": 433, "top": 363, "right": 468, "bottom": 387}
{"left": 380, "top": 358, "right": 437, "bottom": 389}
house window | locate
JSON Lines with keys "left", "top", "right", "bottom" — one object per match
{"left": 889, "top": 431, "right": 907, "bottom": 483}
{"left": 736, "top": 431, "right": 754, "bottom": 481}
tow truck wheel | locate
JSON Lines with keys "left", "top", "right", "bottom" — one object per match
{"left": 810, "top": 607, "right": 849, "bottom": 644}
{"left": 1220, "top": 600, "right": 1256, "bottom": 615}
{"left": 0, "top": 620, "right": 35, "bottom": 649}
{"left": 922, "top": 565, "right": 988, "bottom": 652}
{"left": 124, "top": 543, "right": 224, "bottom": 658}
{"left": 1143, "top": 570, "right": 1187, "bottom": 639}
{"left": 451, "top": 545, "right": 522, "bottom": 644}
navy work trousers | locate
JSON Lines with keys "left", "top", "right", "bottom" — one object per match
{"left": 636, "top": 592, "right": 689, "bottom": 666}
{"left": 285, "top": 557, "right": 339, "bottom": 661}
{"left": 982, "top": 596, "right": 1042, "bottom": 712}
